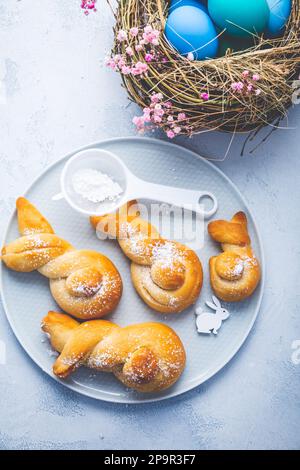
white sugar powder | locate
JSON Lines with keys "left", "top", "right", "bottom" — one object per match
{"left": 72, "top": 168, "right": 123, "bottom": 203}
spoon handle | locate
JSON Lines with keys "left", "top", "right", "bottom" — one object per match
{"left": 129, "top": 178, "right": 218, "bottom": 220}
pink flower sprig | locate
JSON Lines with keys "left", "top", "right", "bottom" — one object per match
{"left": 231, "top": 70, "right": 262, "bottom": 96}
{"left": 81, "top": 0, "right": 97, "bottom": 15}
{"left": 200, "top": 92, "right": 209, "bottom": 101}
{"left": 117, "top": 24, "right": 160, "bottom": 47}
{"left": 141, "top": 25, "right": 160, "bottom": 46}
{"left": 105, "top": 24, "right": 161, "bottom": 77}
{"left": 106, "top": 25, "right": 191, "bottom": 137}
{"left": 132, "top": 92, "right": 189, "bottom": 138}
{"left": 105, "top": 56, "right": 149, "bottom": 77}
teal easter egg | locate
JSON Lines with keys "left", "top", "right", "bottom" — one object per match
{"left": 208, "top": 0, "right": 270, "bottom": 37}
{"left": 266, "top": 0, "right": 291, "bottom": 36}
{"left": 218, "top": 34, "right": 254, "bottom": 57}
{"left": 165, "top": 5, "right": 219, "bottom": 60}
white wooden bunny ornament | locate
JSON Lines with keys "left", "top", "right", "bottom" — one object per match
{"left": 195, "top": 296, "right": 230, "bottom": 335}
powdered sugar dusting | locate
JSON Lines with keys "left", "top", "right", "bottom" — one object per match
{"left": 72, "top": 168, "right": 123, "bottom": 203}
{"left": 152, "top": 241, "right": 184, "bottom": 271}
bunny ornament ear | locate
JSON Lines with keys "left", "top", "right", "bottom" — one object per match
{"left": 212, "top": 296, "right": 221, "bottom": 308}
{"left": 206, "top": 296, "right": 222, "bottom": 311}
{"left": 205, "top": 302, "right": 217, "bottom": 311}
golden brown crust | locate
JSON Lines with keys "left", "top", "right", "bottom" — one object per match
{"left": 41, "top": 311, "right": 186, "bottom": 393}
{"left": 91, "top": 201, "right": 203, "bottom": 314}
{"left": 208, "top": 212, "right": 261, "bottom": 302}
{"left": 17, "top": 197, "right": 55, "bottom": 235}
{"left": 1, "top": 198, "right": 122, "bottom": 319}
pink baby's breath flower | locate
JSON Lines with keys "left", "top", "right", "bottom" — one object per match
{"left": 117, "top": 30, "right": 127, "bottom": 42}
{"left": 144, "top": 25, "right": 153, "bottom": 34}
{"left": 145, "top": 53, "right": 153, "bottom": 62}
{"left": 178, "top": 112, "right": 186, "bottom": 121}
{"left": 255, "top": 89, "right": 262, "bottom": 96}
{"left": 121, "top": 65, "right": 131, "bottom": 75}
{"left": 247, "top": 84, "right": 253, "bottom": 93}
{"left": 130, "top": 27, "right": 139, "bottom": 37}
{"left": 200, "top": 92, "right": 209, "bottom": 101}
{"left": 117, "top": 57, "right": 126, "bottom": 68}
{"left": 105, "top": 57, "right": 116, "bottom": 69}
{"left": 166, "top": 130, "right": 175, "bottom": 139}
{"left": 130, "top": 90, "right": 188, "bottom": 137}
{"left": 132, "top": 115, "right": 145, "bottom": 131}
{"left": 154, "top": 108, "right": 164, "bottom": 118}
{"left": 242, "top": 70, "right": 249, "bottom": 78}
{"left": 142, "top": 26, "right": 160, "bottom": 45}
{"left": 113, "top": 54, "right": 121, "bottom": 63}
{"left": 142, "top": 32, "right": 150, "bottom": 44}
{"left": 187, "top": 52, "right": 194, "bottom": 61}
{"left": 231, "top": 81, "right": 244, "bottom": 92}
{"left": 142, "top": 108, "right": 152, "bottom": 122}
{"left": 150, "top": 30, "right": 160, "bottom": 46}
{"left": 131, "top": 61, "right": 148, "bottom": 75}
{"left": 126, "top": 46, "right": 134, "bottom": 56}
{"left": 136, "top": 61, "right": 148, "bottom": 72}
{"left": 81, "top": 0, "right": 97, "bottom": 13}
{"left": 135, "top": 44, "right": 143, "bottom": 52}
{"left": 132, "top": 116, "right": 140, "bottom": 125}
{"left": 252, "top": 73, "right": 260, "bottom": 81}
{"left": 151, "top": 93, "right": 163, "bottom": 103}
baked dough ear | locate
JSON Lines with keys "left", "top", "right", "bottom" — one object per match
{"left": 16, "top": 197, "right": 54, "bottom": 235}
{"left": 208, "top": 212, "right": 261, "bottom": 302}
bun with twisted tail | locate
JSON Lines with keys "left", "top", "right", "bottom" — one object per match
{"left": 91, "top": 201, "right": 203, "bottom": 314}
{"left": 42, "top": 311, "right": 186, "bottom": 393}
{"left": 1, "top": 198, "right": 122, "bottom": 319}
{"left": 208, "top": 212, "right": 261, "bottom": 302}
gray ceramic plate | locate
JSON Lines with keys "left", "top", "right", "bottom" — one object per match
{"left": 0, "top": 137, "right": 264, "bottom": 403}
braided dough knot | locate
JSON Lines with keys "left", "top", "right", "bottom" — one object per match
{"left": 42, "top": 311, "right": 186, "bottom": 393}
{"left": 208, "top": 212, "right": 261, "bottom": 302}
{"left": 1, "top": 198, "right": 122, "bottom": 319}
{"left": 91, "top": 201, "right": 203, "bottom": 313}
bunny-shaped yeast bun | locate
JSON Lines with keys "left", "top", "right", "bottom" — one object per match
{"left": 208, "top": 212, "right": 261, "bottom": 302}
{"left": 91, "top": 201, "right": 203, "bottom": 314}
{"left": 1, "top": 198, "right": 122, "bottom": 319}
{"left": 42, "top": 311, "right": 186, "bottom": 393}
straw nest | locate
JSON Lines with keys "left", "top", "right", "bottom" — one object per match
{"left": 111, "top": 0, "right": 300, "bottom": 135}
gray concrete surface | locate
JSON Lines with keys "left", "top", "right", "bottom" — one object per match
{"left": 0, "top": 0, "right": 299, "bottom": 450}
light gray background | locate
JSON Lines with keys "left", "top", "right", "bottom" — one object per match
{"left": 0, "top": 1, "right": 299, "bottom": 450}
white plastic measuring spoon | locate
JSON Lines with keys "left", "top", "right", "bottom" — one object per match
{"left": 53, "top": 148, "right": 218, "bottom": 219}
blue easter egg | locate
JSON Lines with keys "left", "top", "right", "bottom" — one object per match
{"left": 266, "top": 0, "right": 291, "bottom": 36}
{"left": 165, "top": 5, "right": 219, "bottom": 60}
